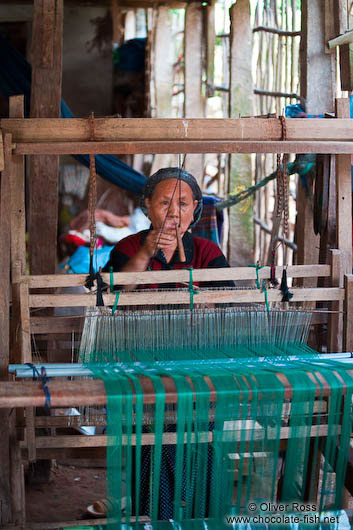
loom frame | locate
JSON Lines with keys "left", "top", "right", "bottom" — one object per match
{"left": 1, "top": 100, "right": 353, "bottom": 529}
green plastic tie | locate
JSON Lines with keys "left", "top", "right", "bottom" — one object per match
{"left": 261, "top": 279, "right": 270, "bottom": 312}
{"left": 109, "top": 266, "right": 114, "bottom": 293}
{"left": 187, "top": 267, "right": 198, "bottom": 312}
{"left": 248, "top": 262, "right": 264, "bottom": 289}
{"left": 112, "top": 291, "right": 120, "bottom": 315}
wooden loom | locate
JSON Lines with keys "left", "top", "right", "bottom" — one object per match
{"left": 1, "top": 99, "right": 353, "bottom": 528}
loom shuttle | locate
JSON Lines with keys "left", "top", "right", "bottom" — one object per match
{"left": 175, "top": 224, "right": 186, "bottom": 262}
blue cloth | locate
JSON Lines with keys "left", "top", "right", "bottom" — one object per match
{"left": 0, "top": 32, "right": 147, "bottom": 195}
{"left": 66, "top": 245, "right": 114, "bottom": 274}
{"left": 113, "top": 38, "right": 146, "bottom": 72}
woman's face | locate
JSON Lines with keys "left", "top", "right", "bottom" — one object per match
{"left": 145, "top": 179, "right": 198, "bottom": 234}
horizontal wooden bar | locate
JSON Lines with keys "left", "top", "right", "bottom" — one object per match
{"left": 12, "top": 140, "right": 353, "bottom": 155}
{"left": 3, "top": 117, "right": 353, "bottom": 143}
{"left": 28, "top": 288, "right": 344, "bottom": 308}
{"left": 24, "top": 265, "right": 331, "bottom": 288}
{"left": 30, "top": 316, "right": 84, "bottom": 334}
{"left": 19, "top": 422, "right": 338, "bottom": 452}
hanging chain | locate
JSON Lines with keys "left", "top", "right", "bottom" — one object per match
{"left": 88, "top": 112, "right": 97, "bottom": 260}
{"left": 276, "top": 115, "right": 289, "bottom": 238}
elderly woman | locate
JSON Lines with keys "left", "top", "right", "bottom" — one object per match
{"left": 104, "top": 167, "right": 230, "bottom": 281}
{"left": 101, "top": 168, "right": 230, "bottom": 520}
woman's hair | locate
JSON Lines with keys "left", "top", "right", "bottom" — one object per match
{"left": 140, "top": 167, "right": 203, "bottom": 228}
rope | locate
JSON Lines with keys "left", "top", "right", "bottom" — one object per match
{"left": 26, "top": 363, "right": 51, "bottom": 408}
{"left": 87, "top": 112, "right": 97, "bottom": 289}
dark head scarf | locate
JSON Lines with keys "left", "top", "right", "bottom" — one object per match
{"left": 140, "top": 167, "right": 203, "bottom": 228}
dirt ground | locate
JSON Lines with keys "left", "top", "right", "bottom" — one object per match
{"left": 26, "top": 461, "right": 107, "bottom": 528}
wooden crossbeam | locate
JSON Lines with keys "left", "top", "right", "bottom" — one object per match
{"left": 2, "top": 117, "right": 353, "bottom": 143}
{"left": 0, "top": 374, "right": 343, "bottom": 409}
{"left": 23, "top": 265, "right": 331, "bottom": 288}
{"left": 27, "top": 288, "right": 344, "bottom": 308}
{"left": 12, "top": 140, "right": 353, "bottom": 155}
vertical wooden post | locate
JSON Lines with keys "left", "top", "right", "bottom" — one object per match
{"left": 149, "top": 6, "right": 174, "bottom": 172}
{"left": 296, "top": 0, "right": 336, "bottom": 284}
{"left": 184, "top": 1, "right": 204, "bottom": 187}
{"left": 0, "top": 134, "right": 12, "bottom": 524}
{"left": 335, "top": 98, "right": 352, "bottom": 274}
{"left": 205, "top": 0, "right": 215, "bottom": 98}
{"left": 228, "top": 0, "right": 253, "bottom": 266}
{"left": 9, "top": 96, "right": 26, "bottom": 365}
{"left": 111, "top": 0, "right": 124, "bottom": 44}
{"left": 328, "top": 249, "right": 344, "bottom": 352}
{"left": 343, "top": 274, "right": 353, "bottom": 352}
{"left": 29, "top": 0, "right": 63, "bottom": 275}
{"left": 154, "top": 6, "right": 173, "bottom": 118}
{"left": 300, "top": 0, "right": 336, "bottom": 114}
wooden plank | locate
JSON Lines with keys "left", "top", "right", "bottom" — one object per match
{"left": 10, "top": 442, "right": 25, "bottom": 527}
{"left": 0, "top": 133, "right": 12, "bottom": 524}
{"left": 184, "top": 1, "right": 204, "bottom": 186}
{"left": 0, "top": 371, "right": 348, "bottom": 409}
{"left": 28, "top": 288, "right": 345, "bottom": 308}
{"left": 14, "top": 140, "right": 353, "bottom": 156}
{"left": 25, "top": 265, "right": 331, "bottom": 288}
{"left": 25, "top": 407, "right": 36, "bottom": 462}
{"left": 5, "top": 117, "right": 353, "bottom": 142}
{"left": 0, "top": 131, "right": 3, "bottom": 173}
{"left": 20, "top": 281, "right": 32, "bottom": 363}
{"left": 301, "top": 0, "right": 335, "bottom": 114}
{"left": 154, "top": 6, "right": 173, "bottom": 118}
{"left": 9, "top": 96, "right": 26, "bottom": 278}
{"left": 29, "top": 0, "right": 63, "bottom": 276}
{"left": 30, "top": 316, "right": 84, "bottom": 334}
{"left": 343, "top": 274, "right": 353, "bottom": 352}
{"left": 228, "top": 0, "right": 253, "bottom": 266}
{"left": 328, "top": 249, "right": 344, "bottom": 352}
{"left": 9, "top": 97, "right": 27, "bottom": 365}
{"left": 335, "top": 99, "right": 353, "bottom": 273}
{"left": 205, "top": 0, "right": 215, "bottom": 97}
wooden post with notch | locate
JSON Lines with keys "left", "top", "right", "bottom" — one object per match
{"left": 328, "top": 249, "right": 344, "bottom": 352}
{"left": 28, "top": 0, "right": 63, "bottom": 275}
{"left": 335, "top": 98, "right": 352, "bottom": 274}
{"left": 184, "top": 1, "right": 204, "bottom": 187}
{"left": 0, "top": 133, "right": 13, "bottom": 524}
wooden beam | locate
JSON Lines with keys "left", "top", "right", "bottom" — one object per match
{"left": 27, "top": 288, "right": 344, "bottom": 308}
{"left": 301, "top": 0, "right": 336, "bottom": 114}
{"left": 184, "top": 1, "right": 204, "bottom": 186}
{"left": 4, "top": 117, "right": 353, "bottom": 143}
{"left": 296, "top": 0, "right": 336, "bottom": 291}
{"left": 335, "top": 99, "right": 352, "bottom": 274}
{"left": 154, "top": 6, "right": 173, "bottom": 118}
{"left": 0, "top": 134, "right": 12, "bottom": 524}
{"left": 328, "top": 249, "right": 344, "bottom": 352}
{"left": 228, "top": 0, "right": 253, "bottom": 266}
{"left": 9, "top": 97, "right": 26, "bottom": 366}
{"left": 29, "top": 0, "right": 63, "bottom": 275}
{"left": 24, "top": 264, "right": 331, "bottom": 287}
{"left": 11, "top": 139, "right": 353, "bottom": 155}
{"left": 343, "top": 274, "right": 353, "bottom": 352}
{"left": 205, "top": 0, "right": 215, "bottom": 97}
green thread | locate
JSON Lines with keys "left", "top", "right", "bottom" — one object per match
{"left": 109, "top": 266, "right": 114, "bottom": 293}
{"left": 261, "top": 279, "right": 270, "bottom": 312}
{"left": 112, "top": 291, "right": 120, "bottom": 315}
{"left": 248, "top": 262, "right": 264, "bottom": 289}
{"left": 187, "top": 267, "right": 198, "bottom": 312}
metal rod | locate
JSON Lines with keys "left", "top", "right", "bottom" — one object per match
{"left": 10, "top": 353, "right": 353, "bottom": 378}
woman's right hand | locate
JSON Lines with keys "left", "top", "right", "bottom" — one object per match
{"left": 142, "top": 228, "right": 177, "bottom": 258}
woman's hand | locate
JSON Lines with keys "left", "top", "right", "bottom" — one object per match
{"left": 142, "top": 228, "right": 177, "bottom": 258}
